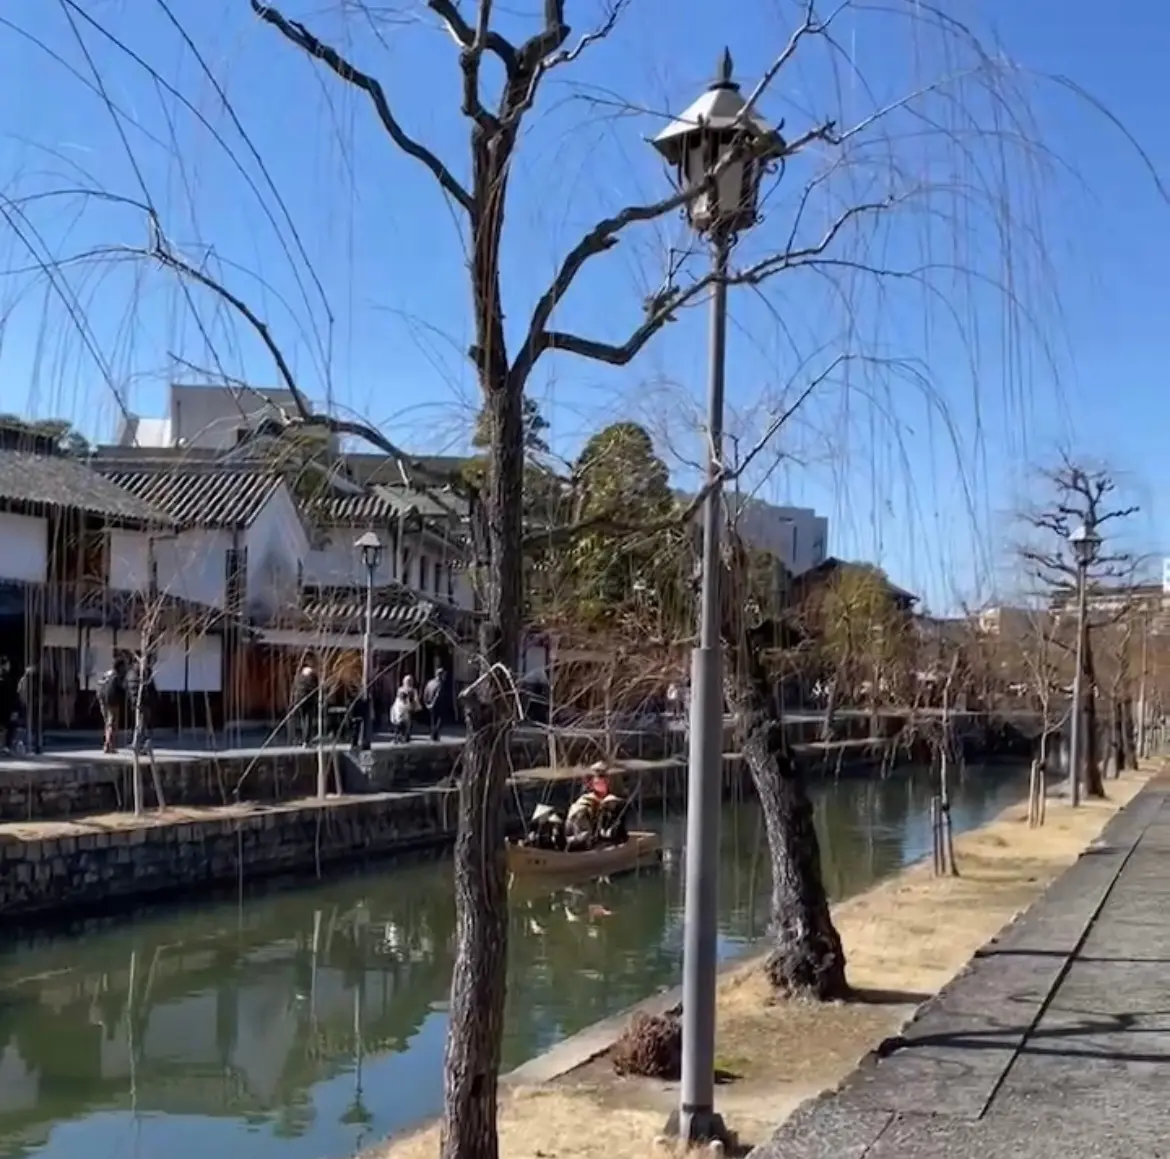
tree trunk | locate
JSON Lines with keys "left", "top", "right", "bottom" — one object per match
{"left": 1083, "top": 635, "right": 1105, "bottom": 798}
{"left": 440, "top": 159, "right": 524, "bottom": 1155}
{"left": 1121, "top": 696, "right": 1138, "bottom": 770}
{"left": 729, "top": 615, "right": 847, "bottom": 1000}
{"left": 441, "top": 690, "right": 509, "bottom": 1159}
{"left": 741, "top": 709, "right": 847, "bottom": 997}
{"left": 1107, "top": 693, "right": 1122, "bottom": 779}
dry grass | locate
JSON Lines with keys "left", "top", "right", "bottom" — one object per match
{"left": 377, "top": 766, "right": 1154, "bottom": 1159}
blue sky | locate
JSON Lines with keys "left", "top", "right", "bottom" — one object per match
{"left": 0, "top": 0, "right": 1167, "bottom": 611}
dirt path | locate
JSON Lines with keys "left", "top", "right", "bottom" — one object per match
{"left": 377, "top": 766, "right": 1154, "bottom": 1159}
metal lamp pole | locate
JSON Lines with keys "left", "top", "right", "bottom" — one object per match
{"left": 356, "top": 532, "right": 383, "bottom": 752}
{"left": 651, "top": 49, "right": 783, "bottom": 1145}
{"left": 1067, "top": 523, "right": 1100, "bottom": 806}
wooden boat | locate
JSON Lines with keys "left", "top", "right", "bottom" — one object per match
{"left": 506, "top": 831, "right": 663, "bottom": 880}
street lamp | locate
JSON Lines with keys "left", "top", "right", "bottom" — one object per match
{"left": 356, "top": 531, "right": 384, "bottom": 752}
{"left": 1067, "top": 522, "right": 1100, "bottom": 806}
{"left": 650, "top": 49, "right": 783, "bottom": 1146}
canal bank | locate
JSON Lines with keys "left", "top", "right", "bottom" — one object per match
{"left": 0, "top": 730, "right": 1028, "bottom": 920}
{"left": 373, "top": 766, "right": 1156, "bottom": 1159}
{"left": 0, "top": 764, "right": 1030, "bottom": 1159}
{"left": 0, "top": 709, "right": 1038, "bottom": 822}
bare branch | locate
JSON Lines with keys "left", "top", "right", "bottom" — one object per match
{"left": 250, "top": 1, "right": 473, "bottom": 212}
{"left": 427, "top": 0, "right": 517, "bottom": 74}
{"left": 532, "top": 195, "right": 893, "bottom": 370}
{"left": 149, "top": 220, "right": 464, "bottom": 492}
{"left": 501, "top": 0, "right": 630, "bottom": 129}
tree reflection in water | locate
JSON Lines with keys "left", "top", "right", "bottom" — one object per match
{"left": 0, "top": 763, "right": 1027, "bottom": 1159}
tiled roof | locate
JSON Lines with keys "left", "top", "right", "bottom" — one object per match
{"left": 372, "top": 483, "right": 467, "bottom": 523}
{"left": 97, "top": 466, "right": 281, "bottom": 528}
{"left": 297, "top": 584, "right": 476, "bottom": 637}
{"left": 299, "top": 586, "right": 441, "bottom": 633}
{"left": 309, "top": 492, "right": 400, "bottom": 526}
{"left": 0, "top": 450, "right": 169, "bottom": 526}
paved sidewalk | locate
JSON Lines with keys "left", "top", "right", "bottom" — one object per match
{"left": 755, "top": 773, "right": 1170, "bottom": 1159}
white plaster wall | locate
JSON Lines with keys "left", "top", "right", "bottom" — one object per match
{"left": 302, "top": 526, "right": 397, "bottom": 588}
{"left": 244, "top": 483, "right": 309, "bottom": 618}
{"left": 0, "top": 512, "right": 47, "bottom": 583}
{"left": 109, "top": 528, "right": 233, "bottom": 608}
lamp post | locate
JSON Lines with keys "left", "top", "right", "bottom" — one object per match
{"left": 356, "top": 531, "right": 384, "bottom": 752}
{"left": 651, "top": 49, "right": 783, "bottom": 1145}
{"left": 1067, "top": 522, "right": 1100, "bottom": 806}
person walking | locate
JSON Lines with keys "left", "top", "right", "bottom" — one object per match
{"left": 291, "top": 663, "right": 320, "bottom": 748}
{"left": 423, "top": 666, "right": 446, "bottom": 742}
{"left": 96, "top": 656, "right": 127, "bottom": 753}
{"left": 392, "top": 676, "right": 419, "bottom": 742}
{"left": 125, "top": 657, "right": 158, "bottom": 754}
{"left": 16, "top": 663, "right": 41, "bottom": 755}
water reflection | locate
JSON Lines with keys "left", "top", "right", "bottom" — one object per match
{"left": 0, "top": 764, "right": 1026, "bottom": 1159}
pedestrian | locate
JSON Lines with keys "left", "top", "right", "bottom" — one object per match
{"left": 15, "top": 663, "right": 40, "bottom": 754}
{"left": 0, "top": 657, "right": 15, "bottom": 752}
{"left": 423, "top": 666, "right": 446, "bottom": 742}
{"left": 392, "top": 676, "right": 419, "bottom": 742}
{"left": 96, "top": 656, "right": 127, "bottom": 753}
{"left": 290, "top": 663, "right": 320, "bottom": 747}
{"left": 125, "top": 657, "right": 158, "bottom": 754}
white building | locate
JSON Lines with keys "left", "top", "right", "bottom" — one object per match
{"left": 115, "top": 382, "right": 340, "bottom": 456}
{"left": 731, "top": 498, "right": 828, "bottom": 576}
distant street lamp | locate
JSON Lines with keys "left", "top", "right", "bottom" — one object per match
{"left": 650, "top": 49, "right": 783, "bottom": 1146}
{"left": 1067, "top": 522, "right": 1100, "bottom": 806}
{"left": 356, "top": 531, "right": 384, "bottom": 752}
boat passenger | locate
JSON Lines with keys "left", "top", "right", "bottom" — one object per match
{"left": 597, "top": 794, "right": 629, "bottom": 845}
{"left": 565, "top": 790, "right": 602, "bottom": 851}
{"left": 525, "top": 803, "right": 566, "bottom": 851}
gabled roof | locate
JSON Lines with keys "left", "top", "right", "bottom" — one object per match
{"left": 802, "top": 556, "right": 919, "bottom": 605}
{"left": 297, "top": 584, "right": 473, "bottom": 635}
{"left": 96, "top": 464, "right": 282, "bottom": 529}
{"left": 0, "top": 450, "right": 169, "bottom": 527}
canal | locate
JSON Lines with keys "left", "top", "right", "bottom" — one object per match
{"left": 0, "top": 762, "right": 1028, "bottom": 1159}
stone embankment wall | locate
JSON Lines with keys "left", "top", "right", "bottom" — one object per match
{"left": 0, "top": 790, "right": 457, "bottom": 917}
{"left": 0, "top": 727, "right": 684, "bottom": 823}
{"left": 0, "top": 754, "right": 727, "bottom": 919}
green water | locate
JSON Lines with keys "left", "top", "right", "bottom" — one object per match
{"left": 0, "top": 764, "right": 1028, "bottom": 1159}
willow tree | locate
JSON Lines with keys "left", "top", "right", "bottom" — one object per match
{"left": 17, "top": 1, "right": 1113, "bottom": 1155}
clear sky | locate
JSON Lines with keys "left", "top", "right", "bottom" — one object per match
{"left": 0, "top": 0, "right": 1167, "bottom": 611}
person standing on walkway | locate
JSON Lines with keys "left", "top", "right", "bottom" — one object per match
{"left": 392, "top": 676, "right": 419, "bottom": 742}
{"left": 291, "top": 663, "right": 320, "bottom": 748}
{"left": 423, "top": 666, "right": 446, "bottom": 742}
{"left": 125, "top": 658, "right": 158, "bottom": 754}
{"left": 16, "top": 663, "right": 42, "bottom": 755}
{"left": 0, "top": 657, "right": 16, "bottom": 752}
{"left": 97, "top": 657, "right": 126, "bottom": 753}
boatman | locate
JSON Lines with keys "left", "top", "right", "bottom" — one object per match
{"left": 565, "top": 787, "right": 602, "bottom": 851}
{"left": 597, "top": 794, "right": 629, "bottom": 845}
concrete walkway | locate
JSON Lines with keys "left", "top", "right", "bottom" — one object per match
{"left": 755, "top": 773, "right": 1170, "bottom": 1159}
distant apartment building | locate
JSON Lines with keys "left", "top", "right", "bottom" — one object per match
{"left": 730, "top": 498, "right": 828, "bottom": 576}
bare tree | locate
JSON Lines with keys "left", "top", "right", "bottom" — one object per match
{"left": 1017, "top": 455, "right": 1139, "bottom": 799}
{"left": 9, "top": 2, "right": 1148, "bottom": 1155}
